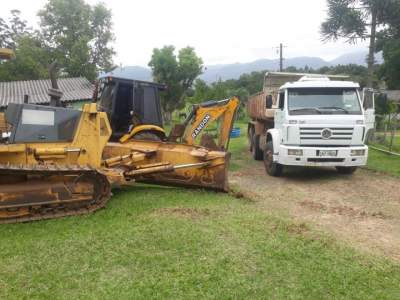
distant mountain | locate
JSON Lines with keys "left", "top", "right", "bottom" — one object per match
{"left": 201, "top": 56, "right": 329, "bottom": 82}
{"left": 109, "top": 50, "right": 383, "bottom": 83}
{"left": 330, "top": 51, "right": 383, "bottom": 66}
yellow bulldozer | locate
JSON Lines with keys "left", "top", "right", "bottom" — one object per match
{"left": 0, "top": 51, "right": 239, "bottom": 223}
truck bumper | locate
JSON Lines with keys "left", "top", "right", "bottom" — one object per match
{"left": 276, "top": 145, "right": 368, "bottom": 167}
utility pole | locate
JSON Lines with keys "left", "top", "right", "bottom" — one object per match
{"left": 274, "top": 43, "right": 286, "bottom": 72}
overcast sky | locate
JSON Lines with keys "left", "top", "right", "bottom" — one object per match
{"left": 2, "top": 0, "right": 369, "bottom": 67}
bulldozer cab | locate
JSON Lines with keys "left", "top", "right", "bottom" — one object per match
{"left": 96, "top": 76, "right": 166, "bottom": 140}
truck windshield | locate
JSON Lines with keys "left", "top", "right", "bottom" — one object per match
{"left": 288, "top": 88, "right": 362, "bottom": 115}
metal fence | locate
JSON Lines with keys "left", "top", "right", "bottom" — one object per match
{"left": 370, "top": 103, "right": 400, "bottom": 155}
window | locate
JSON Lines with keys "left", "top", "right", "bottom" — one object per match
{"left": 363, "top": 90, "right": 374, "bottom": 110}
{"left": 288, "top": 88, "right": 362, "bottom": 115}
{"left": 9, "top": 105, "right": 81, "bottom": 143}
{"left": 266, "top": 95, "right": 273, "bottom": 108}
{"left": 143, "top": 86, "right": 159, "bottom": 124}
{"left": 98, "top": 81, "right": 116, "bottom": 113}
{"left": 22, "top": 109, "right": 54, "bottom": 126}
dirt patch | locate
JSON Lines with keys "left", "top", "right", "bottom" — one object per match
{"left": 286, "top": 223, "right": 309, "bottom": 235}
{"left": 299, "top": 200, "right": 326, "bottom": 211}
{"left": 269, "top": 221, "right": 329, "bottom": 244}
{"left": 299, "top": 200, "right": 388, "bottom": 219}
{"left": 230, "top": 154, "right": 400, "bottom": 262}
{"left": 229, "top": 187, "right": 258, "bottom": 202}
{"left": 152, "top": 207, "right": 212, "bottom": 219}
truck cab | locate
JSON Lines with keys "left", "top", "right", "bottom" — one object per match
{"left": 247, "top": 73, "right": 375, "bottom": 176}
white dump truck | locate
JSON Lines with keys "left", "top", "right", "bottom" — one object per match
{"left": 247, "top": 72, "right": 375, "bottom": 176}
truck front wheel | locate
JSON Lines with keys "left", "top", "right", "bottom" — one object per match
{"left": 263, "top": 141, "right": 283, "bottom": 176}
{"left": 336, "top": 166, "right": 357, "bottom": 175}
{"left": 252, "top": 134, "right": 264, "bottom": 161}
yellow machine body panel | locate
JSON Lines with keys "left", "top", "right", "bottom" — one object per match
{"left": 0, "top": 104, "right": 112, "bottom": 167}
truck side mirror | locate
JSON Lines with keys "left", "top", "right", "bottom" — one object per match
{"left": 266, "top": 95, "right": 273, "bottom": 109}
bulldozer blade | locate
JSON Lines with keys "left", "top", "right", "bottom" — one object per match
{"left": 103, "top": 141, "right": 230, "bottom": 191}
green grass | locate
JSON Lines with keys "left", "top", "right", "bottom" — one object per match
{"left": 228, "top": 121, "right": 257, "bottom": 171}
{"left": 367, "top": 148, "right": 400, "bottom": 177}
{"left": 1, "top": 120, "right": 400, "bottom": 299}
{"left": 1, "top": 186, "right": 400, "bottom": 299}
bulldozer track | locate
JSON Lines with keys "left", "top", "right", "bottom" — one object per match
{"left": 0, "top": 164, "right": 111, "bottom": 224}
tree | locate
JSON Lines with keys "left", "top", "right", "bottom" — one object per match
{"left": 281, "top": 64, "right": 371, "bottom": 87}
{"left": 38, "top": 0, "right": 115, "bottom": 80}
{"left": 0, "top": 10, "right": 31, "bottom": 49}
{"left": 321, "top": 0, "right": 400, "bottom": 87}
{"left": 322, "top": 64, "right": 369, "bottom": 87}
{"left": 378, "top": 40, "right": 400, "bottom": 89}
{"left": 236, "top": 71, "right": 265, "bottom": 95}
{"left": 91, "top": 4, "right": 115, "bottom": 73}
{"left": 148, "top": 46, "right": 203, "bottom": 122}
{"left": 0, "top": 35, "right": 49, "bottom": 81}
{"left": 0, "top": 11, "right": 49, "bottom": 81}
{"left": 376, "top": 3, "right": 400, "bottom": 89}
{"left": 189, "top": 79, "right": 212, "bottom": 104}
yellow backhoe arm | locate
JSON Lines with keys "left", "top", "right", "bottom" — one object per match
{"left": 180, "top": 97, "right": 239, "bottom": 150}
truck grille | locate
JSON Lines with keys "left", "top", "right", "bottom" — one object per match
{"left": 300, "top": 126, "right": 354, "bottom": 146}
{"left": 300, "top": 127, "right": 354, "bottom": 142}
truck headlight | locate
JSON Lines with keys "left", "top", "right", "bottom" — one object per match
{"left": 351, "top": 149, "right": 365, "bottom": 156}
{"left": 288, "top": 149, "right": 303, "bottom": 156}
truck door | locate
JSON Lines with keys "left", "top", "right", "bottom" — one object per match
{"left": 362, "top": 88, "right": 375, "bottom": 143}
{"left": 274, "top": 91, "right": 285, "bottom": 129}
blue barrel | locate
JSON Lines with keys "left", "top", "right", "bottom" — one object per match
{"left": 230, "top": 127, "right": 241, "bottom": 138}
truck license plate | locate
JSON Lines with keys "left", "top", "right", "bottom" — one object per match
{"left": 318, "top": 150, "right": 337, "bottom": 157}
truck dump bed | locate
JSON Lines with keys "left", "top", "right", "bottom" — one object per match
{"left": 247, "top": 72, "right": 349, "bottom": 121}
{"left": 247, "top": 91, "right": 270, "bottom": 120}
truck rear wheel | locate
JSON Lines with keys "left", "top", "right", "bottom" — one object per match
{"left": 336, "top": 166, "right": 357, "bottom": 175}
{"left": 263, "top": 141, "right": 283, "bottom": 176}
{"left": 248, "top": 126, "right": 254, "bottom": 152}
{"left": 252, "top": 134, "right": 264, "bottom": 161}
